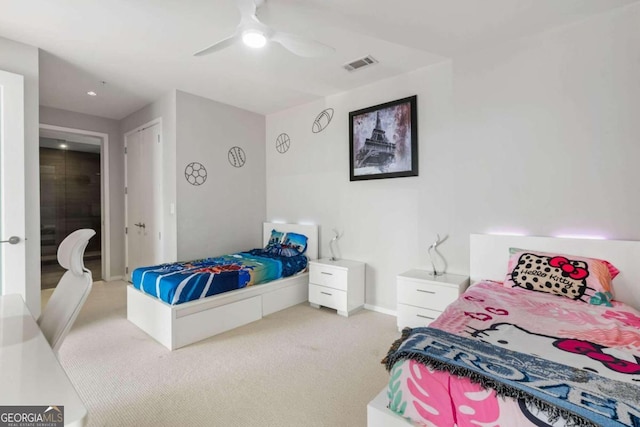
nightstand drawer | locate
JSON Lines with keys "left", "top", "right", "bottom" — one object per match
{"left": 397, "top": 279, "right": 458, "bottom": 311}
{"left": 309, "top": 266, "right": 348, "bottom": 291}
{"left": 309, "top": 284, "right": 347, "bottom": 311}
{"left": 397, "top": 304, "right": 441, "bottom": 328}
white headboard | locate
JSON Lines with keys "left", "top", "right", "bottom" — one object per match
{"left": 470, "top": 234, "right": 640, "bottom": 310}
{"left": 263, "top": 223, "right": 319, "bottom": 261}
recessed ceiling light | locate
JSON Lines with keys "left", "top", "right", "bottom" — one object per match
{"left": 87, "top": 91, "right": 97, "bottom": 96}
{"left": 242, "top": 30, "right": 267, "bottom": 48}
{"left": 59, "top": 143, "right": 68, "bottom": 149}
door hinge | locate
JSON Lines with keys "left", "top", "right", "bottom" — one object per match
{"left": 126, "top": 266, "right": 129, "bottom": 274}
{"left": 125, "top": 187, "right": 127, "bottom": 195}
{"left": 157, "top": 134, "right": 160, "bottom": 143}
{"left": 124, "top": 147, "right": 127, "bottom": 154}
{"left": 125, "top": 227, "right": 128, "bottom": 234}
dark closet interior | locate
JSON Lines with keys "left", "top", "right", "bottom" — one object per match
{"left": 40, "top": 143, "right": 102, "bottom": 289}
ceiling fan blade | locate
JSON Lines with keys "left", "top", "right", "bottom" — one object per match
{"left": 271, "top": 32, "right": 335, "bottom": 58}
{"left": 237, "top": 0, "right": 265, "bottom": 20}
{"left": 194, "top": 33, "right": 240, "bottom": 56}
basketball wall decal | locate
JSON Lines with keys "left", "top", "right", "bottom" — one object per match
{"left": 276, "top": 133, "right": 291, "bottom": 154}
{"left": 185, "top": 162, "right": 207, "bottom": 186}
{"left": 312, "top": 108, "right": 334, "bottom": 133}
{"left": 228, "top": 146, "right": 246, "bottom": 168}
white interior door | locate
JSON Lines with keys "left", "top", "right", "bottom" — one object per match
{"left": 125, "top": 121, "right": 162, "bottom": 279}
{"left": 0, "top": 69, "right": 26, "bottom": 296}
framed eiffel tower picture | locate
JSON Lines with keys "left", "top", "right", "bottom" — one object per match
{"left": 349, "top": 95, "right": 418, "bottom": 181}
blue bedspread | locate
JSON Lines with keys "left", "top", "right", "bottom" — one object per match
{"left": 132, "top": 249, "right": 307, "bottom": 305}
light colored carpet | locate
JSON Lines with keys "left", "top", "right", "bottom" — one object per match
{"left": 43, "top": 281, "right": 399, "bottom": 426}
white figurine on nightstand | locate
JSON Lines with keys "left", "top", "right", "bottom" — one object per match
{"left": 427, "top": 234, "right": 448, "bottom": 276}
{"left": 329, "top": 228, "right": 342, "bottom": 261}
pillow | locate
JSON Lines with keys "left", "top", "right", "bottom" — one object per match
{"left": 266, "top": 229, "right": 285, "bottom": 248}
{"left": 504, "top": 248, "right": 618, "bottom": 306}
{"left": 281, "top": 232, "right": 308, "bottom": 255}
{"left": 266, "top": 245, "right": 300, "bottom": 257}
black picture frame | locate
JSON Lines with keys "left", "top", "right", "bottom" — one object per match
{"left": 349, "top": 95, "right": 418, "bottom": 181}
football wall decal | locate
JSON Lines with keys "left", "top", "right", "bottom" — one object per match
{"left": 312, "top": 108, "right": 334, "bottom": 133}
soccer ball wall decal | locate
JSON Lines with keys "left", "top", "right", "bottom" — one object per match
{"left": 185, "top": 162, "right": 207, "bottom": 186}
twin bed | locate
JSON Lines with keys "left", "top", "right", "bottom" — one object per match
{"left": 369, "top": 234, "right": 640, "bottom": 427}
{"left": 127, "top": 222, "right": 318, "bottom": 350}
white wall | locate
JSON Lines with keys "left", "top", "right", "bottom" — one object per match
{"left": 0, "top": 36, "right": 40, "bottom": 315}
{"left": 120, "top": 90, "right": 178, "bottom": 264}
{"left": 176, "top": 90, "right": 266, "bottom": 261}
{"left": 266, "top": 4, "right": 640, "bottom": 311}
{"left": 120, "top": 90, "right": 266, "bottom": 265}
{"left": 39, "top": 106, "right": 125, "bottom": 279}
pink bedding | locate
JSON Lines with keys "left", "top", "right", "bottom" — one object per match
{"left": 386, "top": 281, "right": 640, "bottom": 426}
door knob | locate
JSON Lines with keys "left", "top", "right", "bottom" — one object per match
{"left": 134, "top": 223, "right": 146, "bottom": 229}
{"left": 0, "top": 236, "right": 21, "bottom": 244}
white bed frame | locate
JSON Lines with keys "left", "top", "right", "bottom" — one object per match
{"left": 127, "top": 222, "right": 318, "bottom": 350}
{"left": 367, "top": 233, "right": 640, "bottom": 426}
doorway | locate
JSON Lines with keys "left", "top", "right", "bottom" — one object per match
{"left": 39, "top": 125, "right": 110, "bottom": 288}
{"left": 125, "top": 120, "right": 163, "bottom": 280}
{"left": 0, "top": 69, "right": 26, "bottom": 296}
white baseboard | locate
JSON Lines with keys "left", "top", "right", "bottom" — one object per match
{"left": 364, "top": 304, "right": 397, "bottom": 317}
{"left": 104, "top": 275, "right": 123, "bottom": 282}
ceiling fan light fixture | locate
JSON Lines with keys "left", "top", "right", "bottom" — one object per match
{"left": 242, "top": 29, "right": 267, "bottom": 48}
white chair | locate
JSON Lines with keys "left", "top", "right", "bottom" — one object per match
{"left": 38, "top": 228, "right": 96, "bottom": 354}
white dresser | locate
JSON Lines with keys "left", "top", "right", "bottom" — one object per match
{"left": 397, "top": 270, "right": 469, "bottom": 330}
{"left": 308, "top": 258, "right": 365, "bottom": 317}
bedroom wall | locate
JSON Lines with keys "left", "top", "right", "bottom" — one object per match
{"left": 39, "top": 106, "right": 125, "bottom": 279}
{"left": 120, "top": 90, "right": 178, "bottom": 264}
{"left": 175, "top": 91, "right": 266, "bottom": 261}
{"left": 265, "top": 3, "right": 640, "bottom": 312}
{"left": 0, "top": 36, "right": 41, "bottom": 316}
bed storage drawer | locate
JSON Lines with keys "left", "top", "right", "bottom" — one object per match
{"left": 309, "top": 284, "right": 347, "bottom": 311}
{"left": 174, "top": 295, "right": 262, "bottom": 349}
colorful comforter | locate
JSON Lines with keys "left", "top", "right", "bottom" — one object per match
{"left": 131, "top": 249, "right": 308, "bottom": 305}
{"left": 384, "top": 281, "right": 640, "bottom": 427}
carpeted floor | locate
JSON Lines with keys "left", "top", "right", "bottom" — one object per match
{"left": 43, "top": 281, "right": 400, "bottom": 426}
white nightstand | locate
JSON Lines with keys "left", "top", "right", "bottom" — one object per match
{"left": 397, "top": 270, "right": 469, "bottom": 330}
{"left": 308, "top": 258, "right": 365, "bottom": 317}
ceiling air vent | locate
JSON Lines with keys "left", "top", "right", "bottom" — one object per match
{"left": 343, "top": 55, "right": 378, "bottom": 72}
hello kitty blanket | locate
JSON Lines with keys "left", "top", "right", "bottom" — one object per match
{"left": 383, "top": 281, "right": 640, "bottom": 427}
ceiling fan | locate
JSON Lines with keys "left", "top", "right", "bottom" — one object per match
{"left": 194, "top": 0, "right": 335, "bottom": 58}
